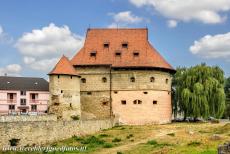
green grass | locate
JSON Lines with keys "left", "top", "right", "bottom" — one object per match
{"left": 187, "top": 141, "right": 202, "bottom": 146}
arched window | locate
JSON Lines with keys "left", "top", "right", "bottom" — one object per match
{"left": 81, "top": 78, "right": 86, "bottom": 83}
{"left": 102, "top": 77, "right": 107, "bottom": 83}
{"left": 150, "top": 77, "right": 155, "bottom": 82}
{"left": 130, "top": 77, "right": 135, "bottom": 82}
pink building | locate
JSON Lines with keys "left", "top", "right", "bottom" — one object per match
{"left": 0, "top": 76, "right": 49, "bottom": 115}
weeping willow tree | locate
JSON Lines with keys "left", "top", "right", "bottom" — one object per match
{"left": 172, "top": 63, "right": 226, "bottom": 120}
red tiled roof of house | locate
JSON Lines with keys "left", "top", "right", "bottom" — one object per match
{"left": 71, "top": 28, "right": 174, "bottom": 71}
{"left": 49, "top": 55, "right": 78, "bottom": 76}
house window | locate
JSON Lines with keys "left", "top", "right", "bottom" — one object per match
{"left": 133, "top": 99, "right": 142, "bottom": 104}
{"left": 81, "top": 78, "right": 86, "bottom": 83}
{"left": 20, "top": 99, "right": 26, "bottom": 105}
{"left": 31, "top": 105, "right": 37, "bottom": 111}
{"left": 103, "top": 42, "right": 109, "bottom": 48}
{"left": 130, "top": 77, "right": 135, "bottom": 82}
{"left": 102, "top": 77, "right": 107, "bottom": 83}
{"left": 90, "top": 51, "right": 97, "bottom": 57}
{"left": 70, "top": 76, "right": 72, "bottom": 79}
{"left": 115, "top": 51, "right": 121, "bottom": 57}
{"left": 121, "top": 100, "right": 126, "bottom": 105}
{"left": 20, "top": 91, "right": 26, "bottom": 96}
{"left": 153, "top": 100, "right": 157, "bottom": 104}
{"left": 31, "top": 94, "right": 35, "bottom": 99}
{"left": 9, "top": 105, "right": 15, "bottom": 110}
{"left": 61, "top": 90, "right": 63, "bottom": 93}
{"left": 166, "top": 78, "right": 169, "bottom": 84}
{"left": 58, "top": 75, "right": 60, "bottom": 78}
{"left": 133, "top": 52, "right": 139, "bottom": 57}
{"left": 9, "top": 93, "right": 14, "bottom": 100}
{"left": 150, "top": 77, "right": 155, "bottom": 82}
{"left": 122, "top": 42, "right": 128, "bottom": 48}
{"left": 143, "top": 92, "right": 148, "bottom": 94}
{"left": 114, "top": 91, "right": 118, "bottom": 94}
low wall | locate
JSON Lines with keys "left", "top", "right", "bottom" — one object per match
{"left": 0, "top": 115, "right": 57, "bottom": 122}
{"left": 0, "top": 119, "right": 115, "bottom": 148}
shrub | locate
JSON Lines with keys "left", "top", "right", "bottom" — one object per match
{"left": 167, "top": 133, "right": 175, "bottom": 137}
{"left": 126, "top": 134, "right": 134, "bottom": 139}
{"left": 117, "top": 152, "right": 123, "bottom": 154}
{"left": 81, "top": 136, "right": 105, "bottom": 145}
{"left": 9, "top": 138, "right": 20, "bottom": 146}
{"left": 187, "top": 141, "right": 201, "bottom": 146}
{"left": 72, "top": 135, "right": 83, "bottom": 141}
{"left": 103, "top": 143, "right": 113, "bottom": 148}
{"left": 112, "top": 138, "right": 122, "bottom": 142}
{"left": 147, "top": 140, "right": 158, "bottom": 145}
{"left": 98, "top": 134, "right": 109, "bottom": 138}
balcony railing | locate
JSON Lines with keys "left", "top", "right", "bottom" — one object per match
{"left": 7, "top": 99, "right": 17, "bottom": 103}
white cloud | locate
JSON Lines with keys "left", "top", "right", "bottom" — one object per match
{"left": 0, "top": 25, "right": 14, "bottom": 44}
{"left": 0, "top": 64, "right": 22, "bottom": 76}
{"left": 190, "top": 32, "right": 230, "bottom": 59}
{"left": 129, "top": 0, "right": 230, "bottom": 25}
{"left": 167, "top": 20, "right": 178, "bottom": 28}
{"left": 15, "top": 23, "right": 84, "bottom": 72}
{"left": 108, "top": 11, "right": 143, "bottom": 28}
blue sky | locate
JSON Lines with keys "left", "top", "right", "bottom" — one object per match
{"left": 0, "top": 0, "right": 230, "bottom": 79}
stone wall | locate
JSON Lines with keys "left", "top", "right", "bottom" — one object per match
{"left": 0, "top": 115, "right": 57, "bottom": 123}
{"left": 76, "top": 66, "right": 172, "bottom": 124}
{"left": 0, "top": 119, "right": 115, "bottom": 148}
{"left": 49, "top": 75, "right": 81, "bottom": 120}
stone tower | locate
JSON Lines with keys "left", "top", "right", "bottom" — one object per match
{"left": 48, "top": 55, "right": 81, "bottom": 120}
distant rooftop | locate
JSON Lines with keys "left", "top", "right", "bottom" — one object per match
{"left": 0, "top": 76, "right": 49, "bottom": 91}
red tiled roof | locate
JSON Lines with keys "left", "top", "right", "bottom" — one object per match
{"left": 71, "top": 28, "right": 174, "bottom": 71}
{"left": 49, "top": 55, "right": 78, "bottom": 76}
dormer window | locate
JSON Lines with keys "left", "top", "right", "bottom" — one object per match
{"left": 90, "top": 51, "right": 97, "bottom": 57}
{"left": 115, "top": 51, "right": 121, "bottom": 57}
{"left": 104, "top": 42, "right": 110, "bottom": 48}
{"left": 122, "top": 42, "right": 128, "bottom": 48}
{"left": 133, "top": 51, "right": 139, "bottom": 57}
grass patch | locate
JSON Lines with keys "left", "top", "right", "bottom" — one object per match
{"left": 187, "top": 141, "right": 201, "bottom": 146}
{"left": 214, "top": 123, "right": 230, "bottom": 134}
{"left": 167, "top": 133, "right": 175, "bottom": 137}
{"left": 112, "top": 138, "right": 122, "bottom": 142}
{"left": 117, "top": 152, "right": 123, "bottom": 154}
{"left": 147, "top": 140, "right": 158, "bottom": 145}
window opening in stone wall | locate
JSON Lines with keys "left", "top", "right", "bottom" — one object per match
{"left": 104, "top": 42, "right": 109, "bottom": 48}
{"left": 121, "top": 100, "right": 126, "bottom": 105}
{"left": 130, "top": 77, "right": 135, "bottom": 82}
{"left": 102, "top": 77, "right": 107, "bottom": 83}
{"left": 122, "top": 42, "right": 128, "bottom": 48}
{"left": 153, "top": 100, "right": 158, "bottom": 104}
{"left": 150, "top": 77, "right": 155, "bottom": 82}
{"left": 81, "top": 78, "right": 86, "bottom": 83}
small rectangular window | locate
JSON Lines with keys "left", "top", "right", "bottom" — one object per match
{"left": 133, "top": 52, "right": 139, "bottom": 57}
{"left": 122, "top": 43, "right": 128, "bottom": 48}
{"left": 20, "top": 99, "right": 26, "bottom": 105}
{"left": 87, "top": 92, "right": 92, "bottom": 95}
{"left": 9, "top": 105, "right": 15, "bottom": 110}
{"left": 31, "top": 105, "right": 37, "bottom": 111}
{"left": 90, "top": 51, "right": 97, "bottom": 57}
{"left": 153, "top": 100, "right": 157, "bottom": 104}
{"left": 104, "top": 42, "right": 109, "bottom": 48}
{"left": 121, "top": 100, "right": 126, "bottom": 105}
{"left": 115, "top": 52, "right": 121, "bottom": 56}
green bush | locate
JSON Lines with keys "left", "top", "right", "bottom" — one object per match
{"left": 167, "top": 133, "right": 175, "bottom": 137}
{"left": 103, "top": 143, "right": 113, "bottom": 148}
{"left": 112, "top": 138, "right": 122, "bottom": 142}
{"left": 147, "top": 140, "right": 158, "bottom": 145}
{"left": 187, "top": 141, "right": 201, "bottom": 146}
{"left": 81, "top": 136, "right": 105, "bottom": 145}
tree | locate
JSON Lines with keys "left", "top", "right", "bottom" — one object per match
{"left": 223, "top": 77, "right": 230, "bottom": 119}
{"left": 173, "top": 63, "right": 226, "bottom": 120}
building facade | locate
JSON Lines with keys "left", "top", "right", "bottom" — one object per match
{"left": 49, "top": 28, "right": 175, "bottom": 124}
{"left": 0, "top": 76, "right": 49, "bottom": 115}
